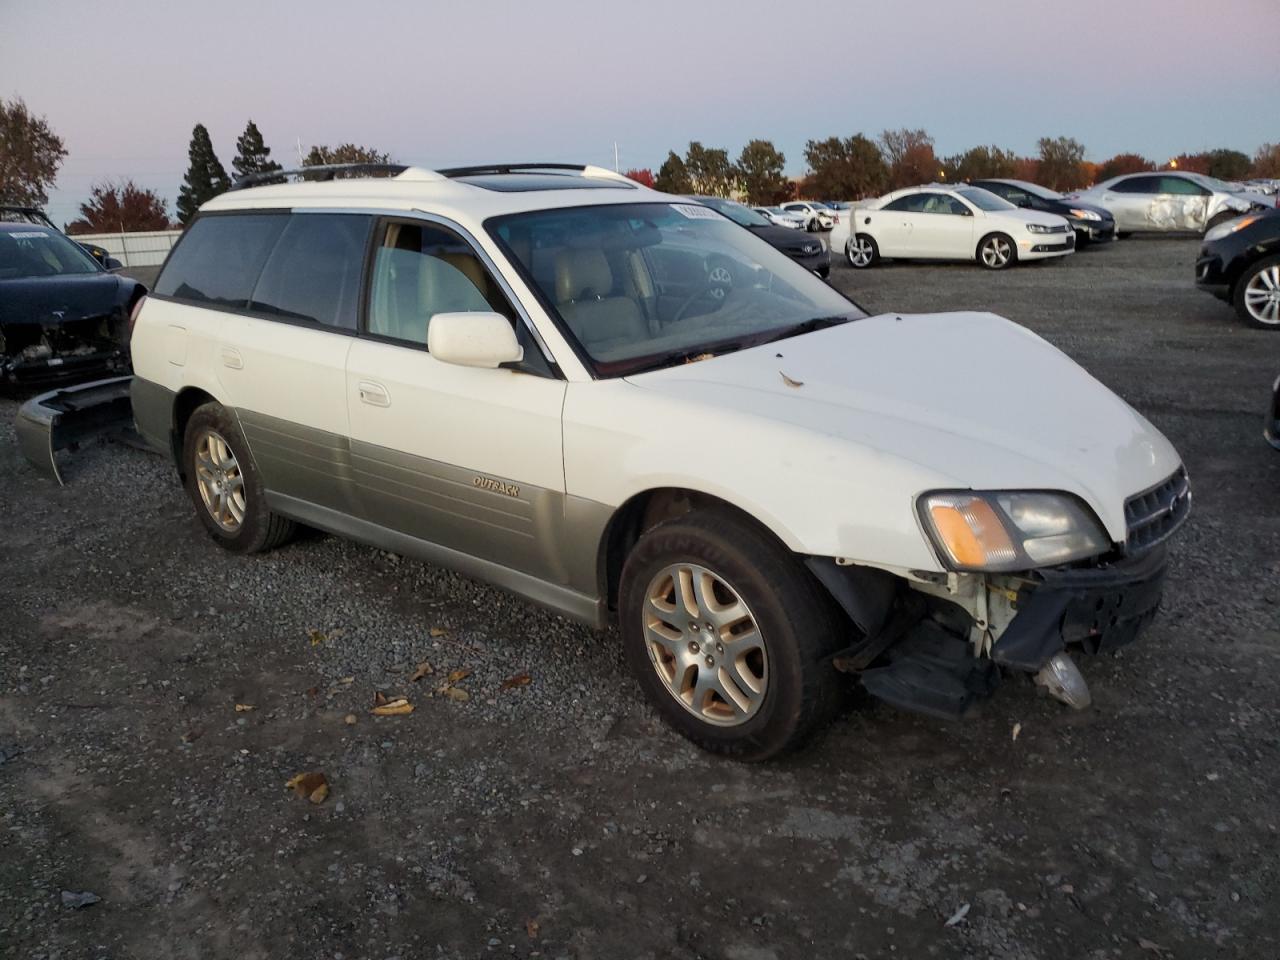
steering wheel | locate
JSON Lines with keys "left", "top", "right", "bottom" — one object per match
{"left": 673, "top": 259, "right": 735, "bottom": 324}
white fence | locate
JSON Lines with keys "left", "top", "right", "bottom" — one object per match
{"left": 70, "top": 229, "right": 182, "bottom": 268}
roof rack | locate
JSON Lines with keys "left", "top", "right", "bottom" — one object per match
{"left": 230, "top": 163, "right": 415, "bottom": 191}
{"left": 437, "top": 163, "right": 634, "bottom": 184}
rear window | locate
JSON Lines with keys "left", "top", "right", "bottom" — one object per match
{"left": 249, "top": 214, "right": 371, "bottom": 329}
{"left": 154, "top": 214, "right": 286, "bottom": 307}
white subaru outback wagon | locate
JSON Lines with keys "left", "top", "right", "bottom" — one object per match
{"left": 129, "top": 162, "right": 1190, "bottom": 760}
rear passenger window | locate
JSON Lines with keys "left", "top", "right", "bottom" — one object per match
{"left": 250, "top": 214, "right": 371, "bottom": 329}
{"left": 154, "top": 214, "right": 286, "bottom": 307}
{"left": 1112, "top": 177, "right": 1159, "bottom": 194}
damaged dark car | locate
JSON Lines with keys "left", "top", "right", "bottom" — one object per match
{"left": 0, "top": 221, "right": 143, "bottom": 387}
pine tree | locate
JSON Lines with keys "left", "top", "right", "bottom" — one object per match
{"left": 231, "top": 120, "right": 282, "bottom": 185}
{"left": 176, "top": 124, "right": 230, "bottom": 223}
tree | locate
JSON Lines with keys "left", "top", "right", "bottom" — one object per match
{"left": 1253, "top": 143, "right": 1280, "bottom": 178}
{"left": 941, "top": 145, "right": 1018, "bottom": 182}
{"left": 231, "top": 120, "right": 282, "bottom": 185}
{"left": 654, "top": 151, "right": 692, "bottom": 194}
{"left": 803, "top": 135, "right": 888, "bottom": 199}
{"left": 0, "top": 97, "right": 67, "bottom": 206}
{"left": 1204, "top": 149, "right": 1251, "bottom": 181}
{"left": 301, "top": 143, "right": 392, "bottom": 174}
{"left": 1168, "top": 152, "right": 1210, "bottom": 175}
{"left": 683, "top": 142, "right": 736, "bottom": 197}
{"left": 736, "top": 139, "right": 789, "bottom": 205}
{"left": 880, "top": 128, "right": 938, "bottom": 190}
{"left": 1012, "top": 157, "right": 1041, "bottom": 183}
{"left": 1096, "top": 153, "right": 1154, "bottom": 181}
{"left": 176, "top": 124, "right": 230, "bottom": 224}
{"left": 623, "top": 168, "right": 654, "bottom": 188}
{"left": 66, "top": 180, "right": 171, "bottom": 234}
{"left": 1036, "top": 136, "right": 1088, "bottom": 191}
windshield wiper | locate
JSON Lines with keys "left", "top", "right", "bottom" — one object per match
{"left": 612, "top": 338, "right": 760, "bottom": 377}
{"left": 759, "top": 314, "right": 854, "bottom": 347}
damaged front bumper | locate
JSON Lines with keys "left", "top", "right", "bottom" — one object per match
{"left": 15, "top": 375, "right": 135, "bottom": 485}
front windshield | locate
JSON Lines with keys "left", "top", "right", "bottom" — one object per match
{"left": 489, "top": 202, "right": 865, "bottom": 377}
{"left": 0, "top": 227, "right": 100, "bottom": 279}
{"left": 1013, "top": 180, "right": 1063, "bottom": 201}
{"left": 692, "top": 196, "right": 772, "bottom": 228}
{"left": 957, "top": 187, "right": 1016, "bottom": 211}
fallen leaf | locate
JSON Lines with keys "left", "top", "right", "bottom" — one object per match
{"left": 373, "top": 691, "right": 388, "bottom": 706}
{"left": 1138, "top": 939, "right": 1169, "bottom": 955}
{"left": 501, "top": 672, "right": 532, "bottom": 690}
{"left": 446, "top": 668, "right": 471, "bottom": 684}
{"left": 410, "top": 661, "right": 434, "bottom": 682}
{"left": 441, "top": 686, "right": 470, "bottom": 702}
{"left": 285, "top": 771, "right": 329, "bottom": 804}
{"left": 429, "top": 626, "right": 448, "bottom": 638}
{"left": 1011, "top": 722, "right": 1022, "bottom": 741}
{"left": 307, "top": 628, "right": 326, "bottom": 646}
{"left": 944, "top": 902, "right": 970, "bottom": 927}
{"left": 525, "top": 917, "right": 540, "bottom": 938}
{"left": 371, "top": 698, "right": 414, "bottom": 716}
{"left": 338, "top": 676, "right": 355, "bottom": 685}
{"left": 780, "top": 371, "right": 804, "bottom": 388}
{"left": 305, "top": 686, "right": 319, "bottom": 698}
{"left": 234, "top": 703, "right": 255, "bottom": 713}
{"left": 344, "top": 713, "right": 357, "bottom": 726}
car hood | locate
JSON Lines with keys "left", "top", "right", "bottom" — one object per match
{"left": 748, "top": 223, "right": 826, "bottom": 250}
{"left": 626, "top": 312, "right": 1181, "bottom": 541}
{"left": 0, "top": 273, "right": 127, "bottom": 325}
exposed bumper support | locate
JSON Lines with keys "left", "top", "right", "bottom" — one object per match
{"left": 15, "top": 375, "right": 135, "bottom": 485}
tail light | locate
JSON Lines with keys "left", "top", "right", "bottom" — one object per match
{"left": 127, "top": 294, "right": 147, "bottom": 342}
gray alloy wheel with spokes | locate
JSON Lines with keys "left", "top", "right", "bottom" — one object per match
{"left": 182, "top": 402, "right": 296, "bottom": 553}
{"left": 978, "top": 233, "right": 1016, "bottom": 270}
{"left": 1236, "top": 255, "right": 1280, "bottom": 329}
{"left": 618, "top": 509, "right": 849, "bottom": 760}
{"left": 847, "top": 235, "right": 878, "bottom": 268}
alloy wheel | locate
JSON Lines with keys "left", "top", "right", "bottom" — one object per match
{"left": 194, "top": 429, "right": 246, "bottom": 532}
{"left": 1243, "top": 265, "right": 1280, "bottom": 325}
{"left": 848, "top": 238, "right": 874, "bottom": 267}
{"left": 981, "top": 236, "right": 1012, "bottom": 268}
{"left": 642, "top": 562, "right": 768, "bottom": 726}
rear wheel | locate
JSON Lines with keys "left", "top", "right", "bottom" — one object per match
{"left": 847, "top": 234, "right": 879, "bottom": 269}
{"left": 1234, "top": 254, "right": 1280, "bottom": 330}
{"left": 618, "top": 510, "right": 847, "bottom": 760}
{"left": 182, "top": 402, "right": 296, "bottom": 552}
{"left": 978, "top": 232, "right": 1016, "bottom": 270}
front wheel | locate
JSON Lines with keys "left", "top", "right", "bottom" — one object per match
{"left": 182, "top": 402, "right": 296, "bottom": 553}
{"left": 618, "top": 510, "right": 846, "bottom": 760}
{"left": 1234, "top": 254, "right": 1280, "bottom": 330}
{"left": 807, "top": 217, "right": 821, "bottom": 233}
{"left": 847, "top": 234, "right": 879, "bottom": 269}
{"left": 978, "top": 233, "right": 1017, "bottom": 270}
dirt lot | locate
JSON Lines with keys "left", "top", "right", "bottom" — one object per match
{"left": 2, "top": 238, "right": 1278, "bottom": 960}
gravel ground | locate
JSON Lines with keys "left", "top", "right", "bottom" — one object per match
{"left": 2, "top": 238, "right": 1278, "bottom": 959}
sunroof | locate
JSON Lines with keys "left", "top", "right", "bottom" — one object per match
{"left": 455, "top": 173, "right": 636, "bottom": 193}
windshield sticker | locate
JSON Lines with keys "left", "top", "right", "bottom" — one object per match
{"left": 671, "top": 204, "right": 722, "bottom": 221}
{"left": 10, "top": 231, "right": 49, "bottom": 239}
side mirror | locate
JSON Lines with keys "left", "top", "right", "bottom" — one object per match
{"left": 427, "top": 312, "right": 523, "bottom": 369}
{"left": 104, "top": 257, "right": 123, "bottom": 270}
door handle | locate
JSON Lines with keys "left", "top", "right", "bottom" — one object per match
{"left": 219, "top": 346, "right": 243, "bottom": 369}
{"left": 357, "top": 380, "right": 390, "bottom": 407}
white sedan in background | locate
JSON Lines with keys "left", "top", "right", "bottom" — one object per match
{"left": 1068, "top": 171, "right": 1272, "bottom": 235}
{"left": 781, "top": 201, "right": 837, "bottom": 232}
{"left": 847, "top": 185, "right": 1075, "bottom": 270}
{"left": 754, "top": 206, "right": 806, "bottom": 229}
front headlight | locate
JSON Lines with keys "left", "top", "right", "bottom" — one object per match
{"left": 918, "top": 491, "right": 1109, "bottom": 572}
{"left": 1026, "top": 223, "right": 1055, "bottom": 234}
{"left": 1068, "top": 208, "right": 1102, "bottom": 221}
{"left": 1205, "top": 213, "right": 1259, "bottom": 242}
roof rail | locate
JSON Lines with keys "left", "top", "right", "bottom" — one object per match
{"left": 437, "top": 162, "right": 635, "bottom": 184}
{"left": 230, "top": 163, "right": 421, "bottom": 191}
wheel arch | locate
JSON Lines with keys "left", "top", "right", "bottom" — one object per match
{"left": 171, "top": 386, "right": 221, "bottom": 477}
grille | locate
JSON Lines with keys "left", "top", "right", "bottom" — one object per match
{"left": 1124, "top": 467, "right": 1191, "bottom": 554}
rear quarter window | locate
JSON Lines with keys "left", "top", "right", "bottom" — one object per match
{"left": 249, "top": 214, "right": 371, "bottom": 329}
{"left": 154, "top": 214, "right": 286, "bottom": 307}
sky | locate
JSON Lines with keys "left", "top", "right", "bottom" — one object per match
{"left": 2, "top": 0, "right": 1278, "bottom": 226}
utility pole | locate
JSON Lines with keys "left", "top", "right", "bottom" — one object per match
{"left": 614, "top": 142, "right": 619, "bottom": 172}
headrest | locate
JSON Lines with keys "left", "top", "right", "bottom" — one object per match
{"left": 554, "top": 248, "right": 613, "bottom": 302}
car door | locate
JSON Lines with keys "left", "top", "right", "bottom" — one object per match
{"left": 344, "top": 216, "right": 569, "bottom": 584}
{"left": 864, "top": 195, "right": 921, "bottom": 256}
{"left": 1102, "top": 175, "right": 1162, "bottom": 231}
{"left": 913, "top": 194, "right": 976, "bottom": 258}
{"left": 1156, "top": 175, "right": 1211, "bottom": 230}
{"left": 189, "top": 211, "right": 370, "bottom": 514}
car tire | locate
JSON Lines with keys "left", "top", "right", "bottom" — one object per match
{"left": 977, "top": 232, "right": 1017, "bottom": 270}
{"left": 618, "top": 509, "right": 847, "bottom": 761}
{"left": 182, "top": 402, "right": 296, "bottom": 553}
{"left": 817, "top": 264, "right": 831, "bottom": 280}
{"left": 847, "top": 234, "right": 879, "bottom": 269}
{"left": 1233, "top": 253, "right": 1280, "bottom": 330}
{"left": 807, "top": 217, "right": 821, "bottom": 233}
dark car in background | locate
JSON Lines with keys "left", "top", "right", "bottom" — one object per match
{"left": 0, "top": 221, "right": 143, "bottom": 386}
{"left": 1, "top": 205, "right": 121, "bottom": 270}
{"left": 686, "top": 195, "right": 830, "bottom": 278}
{"left": 1195, "top": 209, "right": 1280, "bottom": 330}
{"left": 969, "top": 179, "right": 1116, "bottom": 244}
